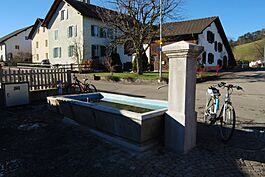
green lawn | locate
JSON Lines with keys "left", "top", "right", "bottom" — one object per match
{"left": 90, "top": 72, "right": 216, "bottom": 80}
{"left": 233, "top": 39, "right": 265, "bottom": 62}
{"left": 90, "top": 72, "right": 169, "bottom": 80}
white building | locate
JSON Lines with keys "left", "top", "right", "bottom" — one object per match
{"left": 151, "top": 16, "right": 236, "bottom": 71}
{"left": 28, "top": 18, "right": 49, "bottom": 63}
{"left": 0, "top": 26, "right": 33, "bottom": 62}
{"left": 42, "top": 0, "right": 131, "bottom": 66}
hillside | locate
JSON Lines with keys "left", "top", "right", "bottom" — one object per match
{"left": 233, "top": 38, "right": 265, "bottom": 61}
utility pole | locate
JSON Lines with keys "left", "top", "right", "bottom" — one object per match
{"left": 263, "top": 45, "right": 265, "bottom": 67}
{"left": 158, "top": 0, "right": 163, "bottom": 82}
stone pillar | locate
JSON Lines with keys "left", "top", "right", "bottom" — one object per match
{"left": 162, "top": 41, "right": 203, "bottom": 154}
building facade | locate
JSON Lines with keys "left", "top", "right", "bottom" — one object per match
{"left": 0, "top": 26, "right": 33, "bottom": 62}
{"left": 150, "top": 17, "right": 236, "bottom": 71}
{"left": 28, "top": 19, "right": 49, "bottom": 63}
{"left": 42, "top": 0, "right": 131, "bottom": 66}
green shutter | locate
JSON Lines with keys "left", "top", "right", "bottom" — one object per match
{"left": 91, "top": 25, "right": 95, "bottom": 36}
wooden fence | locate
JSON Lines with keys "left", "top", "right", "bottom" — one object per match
{"left": 0, "top": 67, "right": 70, "bottom": 91}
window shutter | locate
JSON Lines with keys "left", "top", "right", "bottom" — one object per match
{"left": 66, "top": 9, "right": 68, "bottom": 20}
{"left": 53, "top": 48, "right": 56, "bottom": 58}
{"left": 67, "top": 27, "right": 70, "bottom": 38}
{"left": 68, "top": 46, "right": 70, "bottom": 57}
{"left": 59, "top": 48, "right": 61, "bottom": 58}
{"left": 75, "top": 25, "right": 77, "bottom": 37}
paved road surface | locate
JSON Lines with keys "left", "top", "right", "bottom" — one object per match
{"left": 90, "top": 70, "right": 265, "bottom": 125}
{"left": 0, "top": 70, "right": 264, "bottom": 177}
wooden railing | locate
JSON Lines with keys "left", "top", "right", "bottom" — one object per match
{"left": 0, "top": 67, "right": 71, "bottom": 91}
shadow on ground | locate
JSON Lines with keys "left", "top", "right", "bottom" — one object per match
{"left": 217, "top": 68, "right": 265, "bottom": 83}
{"left": 0, "top": 104, "right": 264, "bottom": 177}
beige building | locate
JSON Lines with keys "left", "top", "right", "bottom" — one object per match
{"left": 28, "top": 18, "right": 49, "bottom": 63}
{"left": 42, "top": 0, "right": 132, "bottom": 66}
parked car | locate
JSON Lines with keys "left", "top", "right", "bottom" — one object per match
{"left": 40, "top": 59, "right": 50, "bottom": 65}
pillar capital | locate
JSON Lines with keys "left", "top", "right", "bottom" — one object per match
{"left": 162, "top": 41, "right": 204, "bottom": 59}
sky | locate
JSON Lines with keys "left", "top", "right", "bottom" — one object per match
{"left": 0, "top": 0, "right": 265, "bottom": 40}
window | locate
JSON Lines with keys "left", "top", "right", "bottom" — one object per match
{"left": 0, "top": 45, "right": 2, "bottom": 50}
{"left": 92, "top": 45, "right": 99, "bottom": 57}
{"left": 208, "top": 53, "right": 214, "bottom": 64}
{"left": 25, "top": 36, "right": 28, "bottom": 40}
{"left": 8, "top": 53, "right": 13, "bottom": 59}
{"left": 0, "top": 55, "right": 3, "bottom": 61}
{"left": 207, "top": 31, "right": 215, "bottom": 44}
{"left": 218, "top": 42, "right": 223, "bottom": 52}
{"left": 91, "top": 25, "right": 99, "bottom": 37}
{"left": 45, "top": 53, "right": 49, "bottom": 59}
{"left": 202, "top": 52, "right": 206, "bottom": 64}
{"left": 37, "top": 28, "right": 40, "bottom": 34}
{"left": 99, "top": 28, "right": 106, "bottom": 38}
{"left": 60, "top": 9, "right": 68, "bottom": 20}
{"left": 53, "top": 47, "right": 61, "bottom": 58}
{"left": 68, "top": 45, "right": 75, "bottom": 57}
{"left": 67, "top": 26, "right": 77, "bottom": 38}
{"left": 36, "top": 54, "right": 39, "bottom": 61}
{"left": 36, "top": 42, "right": 39, "bottom": 48}
{"left": 43, "top": 27, "right": 45, "bottom": 33}
{"left": 100, "top": 46, "right": 106, "bottom": 57}
{"left": 54, "top": 30, "right": 59, "bottom": 40}
{"left": 68, "top": 26, "right": 73, "bottom": 38}
{"left": 15, "top": 45, "right": 20, "bottom": 50}
{"left": 107, "top": 29, "right": 114, "bottom": 39}
{"left": 45, "top": 40, "right": 48, "bottom": 47}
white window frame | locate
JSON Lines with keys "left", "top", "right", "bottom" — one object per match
{"left": 54, "top": 29, "right": 59, "bottom": 40}
{"left": 92, "top": 45, "right": 99, "bottom": 57}
{"left": 67, "top": 25, "right": 77, "bottom": 38}
{"left": 53, "top": 47, "right": 61, "bottom": 58}
{"left": 68, "top": 45, "right": 75, "bottom": 57}
{"left": 91, "top": 25, "right": 99, "bottom": 37}
{"left": 60, "top": 9, "right": 68, "bottom": 21}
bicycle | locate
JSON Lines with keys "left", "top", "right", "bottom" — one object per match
{"left": 67, "top": 75, "right": 97, "bottom": 94}
{"left": 204, "top": 82, "right": 243, "bottom": 142}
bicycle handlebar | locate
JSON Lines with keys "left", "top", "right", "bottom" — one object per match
{"left": 211, "top": 82, "right": 244, "bottom": 91}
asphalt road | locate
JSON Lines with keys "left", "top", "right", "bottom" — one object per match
{"left": 90, "top": 70, "right": 265, "bottom": 125}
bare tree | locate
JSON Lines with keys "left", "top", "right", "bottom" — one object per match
{"left": 98, "top": 0, "right": 183, "bottom": 75}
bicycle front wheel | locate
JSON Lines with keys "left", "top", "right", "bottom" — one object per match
{"left": 86, "top": 84, "right": 97, "bottom": 93}
{"left": 219, "top": 104, "right": 236, "bottom": 142}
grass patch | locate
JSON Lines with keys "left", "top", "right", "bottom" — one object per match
{"left": 90, "top": 72, "right": 216, "bottom": 81}
{"left": 233, "top": 39, "right": 265, "bottom": 62}
{"left": 90, "top": 72, "right": 168, "bottom": 80}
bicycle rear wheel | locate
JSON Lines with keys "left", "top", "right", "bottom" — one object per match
{"left": 219, "top": 104, "right": 236, "bottom": 142}
{"left": 204, "top": 97, "right": 215, "bottom": 125}
{"left": 86, "top": 84, "right": 97, "bottom": 93}
{"left": 67, "top": 83, "right": 82, "bottom": 94}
